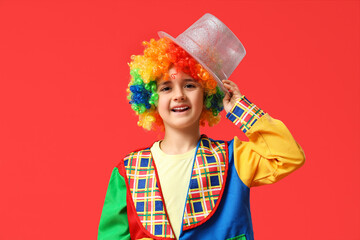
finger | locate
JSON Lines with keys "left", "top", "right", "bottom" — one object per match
{"left": 222, "top": 79, "right": 237, "bottom": 87}
{"left": 222, "top": 80, "right": 242, "bottom": 99}
{"left": 222, "top": 79, "right": 234, "bottom": 87}
{"left": 223, "top": 80, "right": 239, "bottom": 91}
{"left": 221, "top": 80, "right": 232, "bottom": 92}
{"left": 222, "top": 80, "right": 237, "bottom": 93}
{"left": 223, "top": 91, "right": 230, "bottom": 102}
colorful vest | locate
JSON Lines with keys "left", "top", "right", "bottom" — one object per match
{"left": 121, "top": 135, "right": 228, "bottom": 239}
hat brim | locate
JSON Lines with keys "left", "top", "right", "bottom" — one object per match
{"left": 157, "top": 31, "right": 229, "bottom": 94}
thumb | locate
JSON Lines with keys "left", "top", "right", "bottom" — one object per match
{"left": 223, "top": 91, "right": 230, "bottom": 104}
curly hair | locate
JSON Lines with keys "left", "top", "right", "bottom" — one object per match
{"left": 127, "top": 37, "right": 225, "bottom": 131}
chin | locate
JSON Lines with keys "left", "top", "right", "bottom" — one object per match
{"left": 166, "top": 118, "right": 201, "bottom": 131}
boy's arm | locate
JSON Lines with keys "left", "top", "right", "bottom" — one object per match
{"left": 98, "top": 168, "right": 131, "bottom": 240}
{"left": 226, "top": 95, "right": 306, "bottom": 188}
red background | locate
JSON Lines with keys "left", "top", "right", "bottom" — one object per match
{"left": 0, "top": 0, "right": 359, "bottom": 239}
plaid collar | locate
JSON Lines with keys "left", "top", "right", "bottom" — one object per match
{"left": 182, "top": 135, "right": 228, "bottom": 230}
{"left": 123, "top": 135, "right": 228, "bottom": 238}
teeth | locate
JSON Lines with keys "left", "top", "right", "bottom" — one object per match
{"left": 172, "top": 106, "right": 189, "bottom": 111}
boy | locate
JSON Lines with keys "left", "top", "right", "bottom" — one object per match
{"left": 98, "top": 13, "right": 305, "bottom": 240}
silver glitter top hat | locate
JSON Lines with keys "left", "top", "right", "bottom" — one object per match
{"left": 158, "top": 13, "right": 246, "bottom": 93}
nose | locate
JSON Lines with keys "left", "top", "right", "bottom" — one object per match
{"left": 173, "top": 87, "right": 186, "bottom": 101}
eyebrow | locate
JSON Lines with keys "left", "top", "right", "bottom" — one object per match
{"left": 158, "top": 79, "right": 196, "bottom": 86}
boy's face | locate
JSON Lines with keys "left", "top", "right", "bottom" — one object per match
{"left": 157, "top": 65, "right": 204, "bottom": 131}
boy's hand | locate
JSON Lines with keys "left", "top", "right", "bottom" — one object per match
{"left": 222, "top": 79, "right": 243, "bottom": 113}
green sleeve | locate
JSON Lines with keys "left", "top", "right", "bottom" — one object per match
{"left": 98, "top": 167, "right": 131, "bottom": 240}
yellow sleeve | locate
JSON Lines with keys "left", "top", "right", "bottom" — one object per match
{"left": 226, "top": 96, "right": 306, "bottom": 188}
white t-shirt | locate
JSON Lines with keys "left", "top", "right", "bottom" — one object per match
{"left": 150, "top": 141, "right": 196, "bottom": 240}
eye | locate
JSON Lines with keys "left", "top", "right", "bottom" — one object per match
{"left": 160, "top": 86, "right": 171, "bottom": 92}
{"left": 185, "top": 83, "right": 196, "bottom": 89}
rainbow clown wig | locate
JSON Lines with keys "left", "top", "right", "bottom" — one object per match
{"left": 127, "top": 37, "right": 225, "bottom": 131}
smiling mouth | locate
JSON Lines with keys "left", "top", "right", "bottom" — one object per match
{"left": 171, "top": 106, "right": 190, "bottom": 112}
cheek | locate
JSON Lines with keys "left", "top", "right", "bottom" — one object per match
{"left": 195, "top": 92, "right": 204, "bottom": 111}
{"left": 157, "top": 95, "right": 168, "bottom": 114}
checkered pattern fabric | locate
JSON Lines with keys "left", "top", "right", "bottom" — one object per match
{"left": 182, "top": 136, "right": 227, "bottom": 228}
{"left": 226, "top": 95, "right": 265, "bottom": 133}
{"left": 124, "top": 149, "right": 174, "bottom": 238}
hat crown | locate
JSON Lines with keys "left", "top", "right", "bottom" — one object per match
{"left": 158, "top": 13, "right": 246, "bottom": 92}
